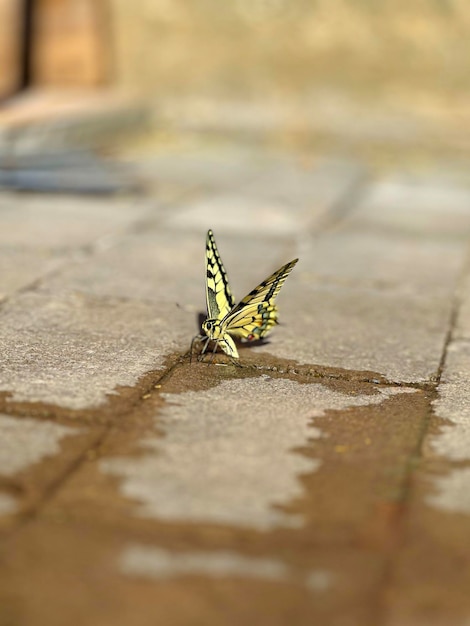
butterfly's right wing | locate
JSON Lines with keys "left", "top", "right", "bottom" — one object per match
{"left": 205, "top": 229, "right": 235, "bottom": 321}
{"left": 222, "top": 258, "right": 298, "bottom": 341}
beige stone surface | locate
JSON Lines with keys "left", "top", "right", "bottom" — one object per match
{"left": 0, "top": 143, "right": 470, "bottom": 626}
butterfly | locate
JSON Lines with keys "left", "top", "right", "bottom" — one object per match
{"left": 191, "top": 229, "right": 298, "bottom": 362}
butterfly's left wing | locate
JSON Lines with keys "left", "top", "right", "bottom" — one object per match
{"left": 222, "top": 258, "right": 298, "bottom": 341}
{"left": 205, "top": 229, "right": 235, "bottom": 321}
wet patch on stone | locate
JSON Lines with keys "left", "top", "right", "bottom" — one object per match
{"left": 100, "top": 374, "right": 417, "bottom": 530}
{"left": 0, "top": 492, "right": 17, "bottom": 515}
{"left": 0, "top": 356, "right": 182, "bottom": 427}
{"left": 0, "top": 414, "right": 79, "bottom": 476}
{"left": 0, "top": 413, "right": 102, "bottom": 527}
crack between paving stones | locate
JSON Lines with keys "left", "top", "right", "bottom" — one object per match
{"left": 181, "top": 348, "right": 434, "bottom": 391}
{"left": 8, "top": 428, "right": 110, "bottom": 535}
{"left": 0, "top": 206, "right": 177, "bottom": 309}
{"left": 0, "top": 357, "right": 185, "bottom": 539}
{"left": 311, "top": 170, "right": 369, "bottom": 233}
{"left": 373, "top": 248, "right": 469, "bottom": 625}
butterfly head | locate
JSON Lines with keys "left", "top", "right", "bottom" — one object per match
{"left": 202, "top": 318, "right": 223, "bottom": 339}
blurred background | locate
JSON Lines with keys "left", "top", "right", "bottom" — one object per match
{"left": 2, "top": 0, "right": 470, "bottom": 167}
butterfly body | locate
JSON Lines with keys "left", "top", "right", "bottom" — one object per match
{"left": 195, "top": 230, "right": 298, "bottom": 361}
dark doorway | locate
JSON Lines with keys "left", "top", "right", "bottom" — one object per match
{"left": 19, "top": 0, "right": 35, "bottom": 90}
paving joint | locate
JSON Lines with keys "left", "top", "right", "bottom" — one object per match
{"left": 0, "top": 355, "right": 186, "bottom": 538}
{"left": 373, "top": 246, "right": 470, "bottom": 623}
{"left": 0, "top": 344, "right": 438, "bottom": 428}
{"left": 312, "top": 171, "right": 370, "bottom": 233}
{"left": 7, "top": 429, "right": 108, "bottom": 536}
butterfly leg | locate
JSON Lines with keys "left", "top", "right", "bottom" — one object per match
{"left": 206, "top": 339, "right": 220, "bottom": 365}
{"left": 190, "top": 334, "right": 209, "bottom": 363}
{"left": 196, "top": 336, "right": 212, "bottom": 362}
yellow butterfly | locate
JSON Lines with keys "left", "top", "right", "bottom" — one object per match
{"left": 192, "top": 229, "right": 298, "bottom": 361}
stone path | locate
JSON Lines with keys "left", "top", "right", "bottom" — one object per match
{"left": 1, "top": 146, "right": 470, "bottom": 625}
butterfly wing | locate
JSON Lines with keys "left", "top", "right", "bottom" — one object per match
{"left": 205, "top": 229, "right": 235, "bottom": 321}
{"left": 222, "top": 258, "right": 298, "bottom": 341}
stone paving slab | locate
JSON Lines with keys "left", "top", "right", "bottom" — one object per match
{"left": 162, "top": 157, "right": 363, "bottom": 235}
{"left": 39, "top": 229, "right": 292, "bottom": 309}
{"left": 0, "top": 247, "right": 63, "bottom": 301}
{"left": 454, "top": 271, "right": 470, "bottom": 340}
{"left": 131, "top": 147, "right": 266, "bottom": 191}
{"left": 0, "top": 413, "right": 101, "bottom": 529}
{"left": 346, "top": 175, "right": 470, "bottom": 238}
{"left": 0, "top": 290, "right": 192, "bottom": 410}
{"left": 0, "top": 192, "right": 155, "bottom": 301}
{"left": 377, "top": 253, "right": 470, "bottom": 625}
{"left": 0, "top": 192, "right": 150, "bottom": 249}
{"left": 260, "top": 276, "right": 454, "bottom": 384}
{"left": 297, "top": 230, "right": 465, "bottom": 298}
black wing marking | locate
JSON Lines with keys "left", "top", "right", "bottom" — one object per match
{"left": 205, "top": 229, "right": 235, "bottom": 321}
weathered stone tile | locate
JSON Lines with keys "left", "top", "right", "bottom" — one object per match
{"left": 298, "top": 230, "right": 465, "bottom": 298}
{"left": 432, "top": 342, "right": 470, "bottom": 424}
{"left": 133, "top": 148, "right": 264, "bottom": 190}
{"left": 261, "top": 281, "right": 450, "bottom": 383}
{"left": 0, "top": 414, "right": 77, "bottom": 476}
{"left": 0, "top": 193, "right": 150, "bottom": 249}
{"left": 39, "top": 229, "right": 291, "bottom": 309}
{"left": 263, "top": 221, "right": 466, "bottom": 382}
{"left": 454, "top": 273, "right": 470, "bottom": 340}
{"left": 0, "top": 291, "right": 193, "bottom": 410}
{"left": 347, "top": 176, "right": 470, "bottom": 238}
{"left": 164, "top": 192, "right": 305, "bottom": 235}
{"left": 163, "top": 158, "right": 363, "bottom": 235}
{"left": 424, "top": 339, "right": 470, "bottom": 512}
{"left": 0, "top": 413, "right": 95, "bottom": 524}
{"left": 0, "top": 247, "right": 63, "bottom": 300}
